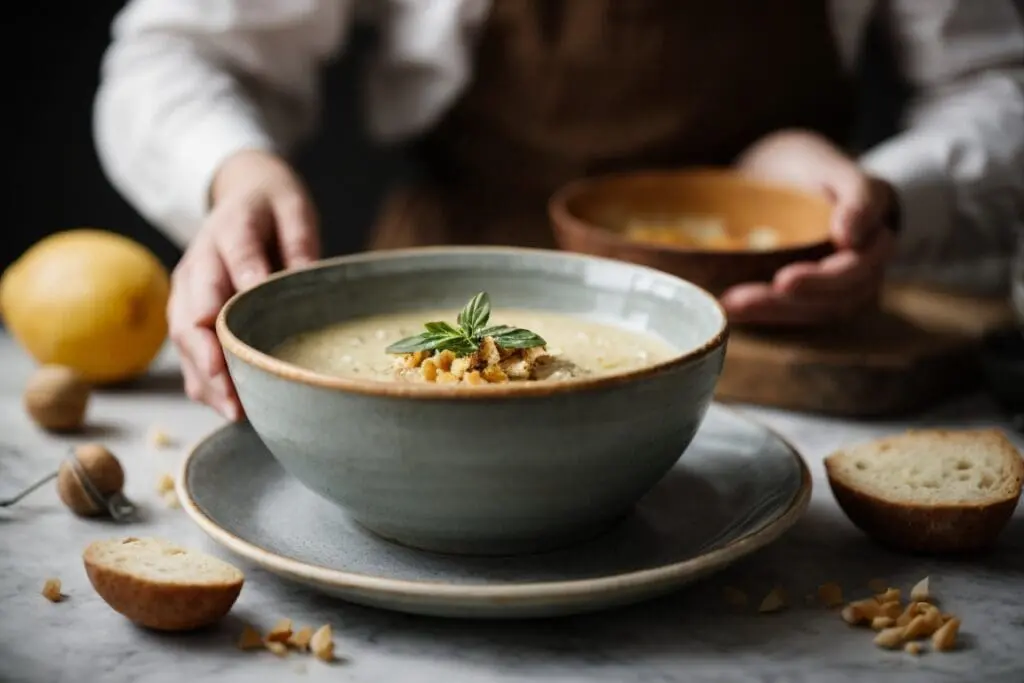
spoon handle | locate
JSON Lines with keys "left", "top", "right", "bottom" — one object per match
{"left": 0, "top": 471, "right": 57, "bottom": 507}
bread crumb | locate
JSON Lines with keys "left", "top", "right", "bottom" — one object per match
{"left": 932, "top": 617, "right": 960, "bottom": 651}
{"left": 817, "top": 582, "right": 844, "bottom": 608}
{"left": 238, "top": 625, "right": 264, "bottom": 650}
{"left": 41, "top": 578, "right": 63, "bottom": 602}
{"left": 910, "top": 576, "right": 930, "bottom": 602}
{"left": 874, "top": 626, "right": 906, "bottom": 649}
{"left": 266, "top": 618, "right": 293, "bottom": 643}
{"left": 758, "top": 586, "right": 786, "bottom": 613}
{"left": 867, "top": 578, "right": 888, "bottom": 593}
{"left": 288, "top": 626, "right": 313, "bottom": 651}
{"left": 904, "top": 641, "right": 924, "bottom": 656}
{"left": 722, "top": 586, "right": 748, "bottom": 608}
{"left": 156, "top": 473, "right": 175, "bottom": 494}
{"left": 148, "top": 427, "right": 174, "bottom": 448}
{"left": 310, "top": 624, "right": 335, "bottom": 662}
{"left": 266, "top": 640, "right": 289, "bottom": 657}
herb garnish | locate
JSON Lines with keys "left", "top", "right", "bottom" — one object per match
{"left": 385, "top": 292, "right": 546, "bottom": 357}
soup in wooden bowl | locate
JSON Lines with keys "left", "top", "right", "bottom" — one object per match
{"left": 550, "top": 169, "right": 834, "bottom": 296}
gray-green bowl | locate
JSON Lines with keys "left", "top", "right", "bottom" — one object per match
{"left": 216, "top": 247, "right": 729, "bottom": 556}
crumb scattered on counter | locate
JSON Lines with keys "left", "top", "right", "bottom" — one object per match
{"left": 41, "top": 578, "right": 64, "bottom": 602}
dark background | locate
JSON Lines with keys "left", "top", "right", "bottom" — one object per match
{"left": 5, "top": 1, "right": 413, "bottom": 273}
{"left": 6, "top": 2, "right": 906, "bottom": 274}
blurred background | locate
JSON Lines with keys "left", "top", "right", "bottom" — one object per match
{"left": 6, "top": 2, "right": 902, "bottom": 274}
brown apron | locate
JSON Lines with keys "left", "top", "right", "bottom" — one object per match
{"left": 368, "top": 0, "right": 856, "bottom": 251}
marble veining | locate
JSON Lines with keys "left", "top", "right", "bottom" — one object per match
{"left": 1, "top": 335, "right": 1022, "bottom": 683}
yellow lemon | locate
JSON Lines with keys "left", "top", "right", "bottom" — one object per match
{"left": 0, "top": 229, "right": 170, "bottom": 383}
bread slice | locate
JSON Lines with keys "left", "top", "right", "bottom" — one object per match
{"left": 825, "top": 428, "right": 1024, "bottom": 554}
{"left": 83, "top": 537, "right": 244, "bottom": 631}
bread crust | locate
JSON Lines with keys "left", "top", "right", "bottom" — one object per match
{"left": 824, "top": 429, "right": 1024, "bottom": 554}
{"left": 83, "top": 539, "right": 244, "bottom": 631}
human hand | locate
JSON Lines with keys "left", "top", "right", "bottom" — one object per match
{"left": 722, "top": 130, "right": 898, "bottom": 325}
{"left": 168, "top": 150, "right": 319, "bottom": 420}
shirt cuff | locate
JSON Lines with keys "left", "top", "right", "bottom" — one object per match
{"left": 163, "top": 103, "right": 277, "bottom": 246}
{"left": 859, "top": 140, "right": 957, "bottom": 268}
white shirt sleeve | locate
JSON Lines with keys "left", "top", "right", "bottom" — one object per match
{"left": 93, "top": 0, "right": 352, "bottom": 246}
{"left": 860, "top": 0, "right": 1024, "bottom": 294}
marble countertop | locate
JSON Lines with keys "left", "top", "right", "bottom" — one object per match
{"left": 1, "top": 333, "right": 1022, "bottom": 683}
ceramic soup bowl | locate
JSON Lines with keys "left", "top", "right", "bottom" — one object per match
{"left": 216, "top": 247, "right": 728, "bottom": 556}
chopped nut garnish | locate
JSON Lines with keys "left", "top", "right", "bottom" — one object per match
{"left": 722, "top": 586, "right": 748, "bottom": 608}
{"left": 238, "top": 625, "right": 264, "bottom": 650}
{"left": 871, "top": 616, "right": 895, "bottom": 630}
{"left": 910, "top": 576, "right": 931, "bottom": 602}
{"left": 288, "top": 626, "right": 314, "bottom": 651}
{"left": 421, "top": 358, "right": 438, "bottom": 382}
{"left": 41, "top": 578, "right": 63, "bottom": 602}
{"left": 874, "top": 626, "right": 906, "bottom": 649}
{"left": 435, "top": 350, "right": 455, "bottom": 372}
{"left": 266, "top": 618, "right": 293, "bottom": 643}
{"left": 904, "top": 642, "right": 924, "bottom": 656}
{"left": 817, "top": 582, "right": 844, "bottom": 608}
{"left": 867, "top": 578, "right": 888, "bottom": 593}
{"left": 310, "top": 624, "right": 335, "bottom": 662}
{"left": 932, "top": 617, "right": 960, "bottom": 651}
{"left": 266, "top": 640, "right": 289, "bottom": 657}
{"left": 464, "top": 370, "right": 484, "bottom": 385}
{"left": 758, "top": 586, "right": 786, "bottom": 613}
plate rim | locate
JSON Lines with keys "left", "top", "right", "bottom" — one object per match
{"left": 177, "top": 404, "right": 812, "bottom": 604}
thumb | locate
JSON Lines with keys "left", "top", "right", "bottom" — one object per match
{"left": 273, "top": 193, "right": 320, "bottom": 267}
{"left": 825, "top": 166, "right": 885, "bottom": 251}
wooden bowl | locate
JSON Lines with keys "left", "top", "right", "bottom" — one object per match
{"left": 549, "top": 169, "right": 834, "bottom": 296}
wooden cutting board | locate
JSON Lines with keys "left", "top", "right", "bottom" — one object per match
{"left": 715, "top": 284, "right": 1015, "bottom": 417}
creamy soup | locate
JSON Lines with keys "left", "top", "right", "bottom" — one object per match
{"left": 273, "top": 308, "right": 677, "bottom": 384}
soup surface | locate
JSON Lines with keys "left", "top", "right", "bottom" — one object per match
{"left": 273, "top": 308, "right": 678, "bottom": 384}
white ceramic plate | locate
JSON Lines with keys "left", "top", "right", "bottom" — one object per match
{"left": 178, "top": 403, "right": 811, "bottom": 619}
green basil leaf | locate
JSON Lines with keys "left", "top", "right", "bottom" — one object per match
{"left": 490, "top": 328, "right": 547, "bottom": 349}
{"left": 386, "top": 333, "right": 444, "bottom": 354}
{"left": 476, "top": 325, "right": 515, "bottom": 338}
{"left": 424, "top": 321, "right": 460, "bottom": 336}
{"left": 435, "top": 337, "right": 480, "bottom": 357}
{"left": 457, "top": 292, "right": 491, "bottom": 335}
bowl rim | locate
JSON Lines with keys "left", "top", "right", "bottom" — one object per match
{"left": 215, "top": 245, "right": 729, "bottom": 400}
{"left": 549, "top": 167, "right": 834, "bottom": 257}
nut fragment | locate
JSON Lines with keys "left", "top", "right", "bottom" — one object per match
{"left": 877, "top": 601, "right": 902, "bottom": 620}
{"left": 874, "top": 626, "right": 906, "bottom": 649}
{"left": 842, "top": 598, "right": 883, "bottom": 625}
{"left": 904, "top": 642, "right": 924, "bottom": 656}
{"left": 932, "top": 617, "right": 960, "bottom": 652}
{"left": 288, "top": 626, "right": 314, "bottom": 651}
{"left": 871, "top": 616, "right": 895, "bottom": 630}
{"left": 162, "top": 490, "right": 180, "bottom": 509}
{"left": 722, "top": 586, "right": 748, "bottom": 608}
{"left": 156, "top": 474, "right": 175, "bottom": 494}
{"left": 266, "top": 618, "right": 293, "bottom": 643}
{"left": 238, "top": 625, "right": 264, "bottom": 650}
{"left": 265, "top": 640, "right": 289, "bottom": 657}
{"left": 817, "top": 582, "right": 844, "bottom": 608}
{"left": 148, "top": 426, "right": 174, "bottom": 448}
{"left": 910, "top": 577, "right": 931, "bottom": 602}
{"left": 904, "top": 613, "right": 942, "bottom": 640}
{"left": 896, "top": 602, "right": 925, "bottom": 627}
{"left": 41, "top": 578, "right": 63, "bottom": 602}
{"left": 875, "top": 588, "right": 901, "bottom": 604}
{"left": 310, "top": 624, "right": 335, "bottom": 662}
{"left": 758, "top": 586, "right": 786, "bottom": 613}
